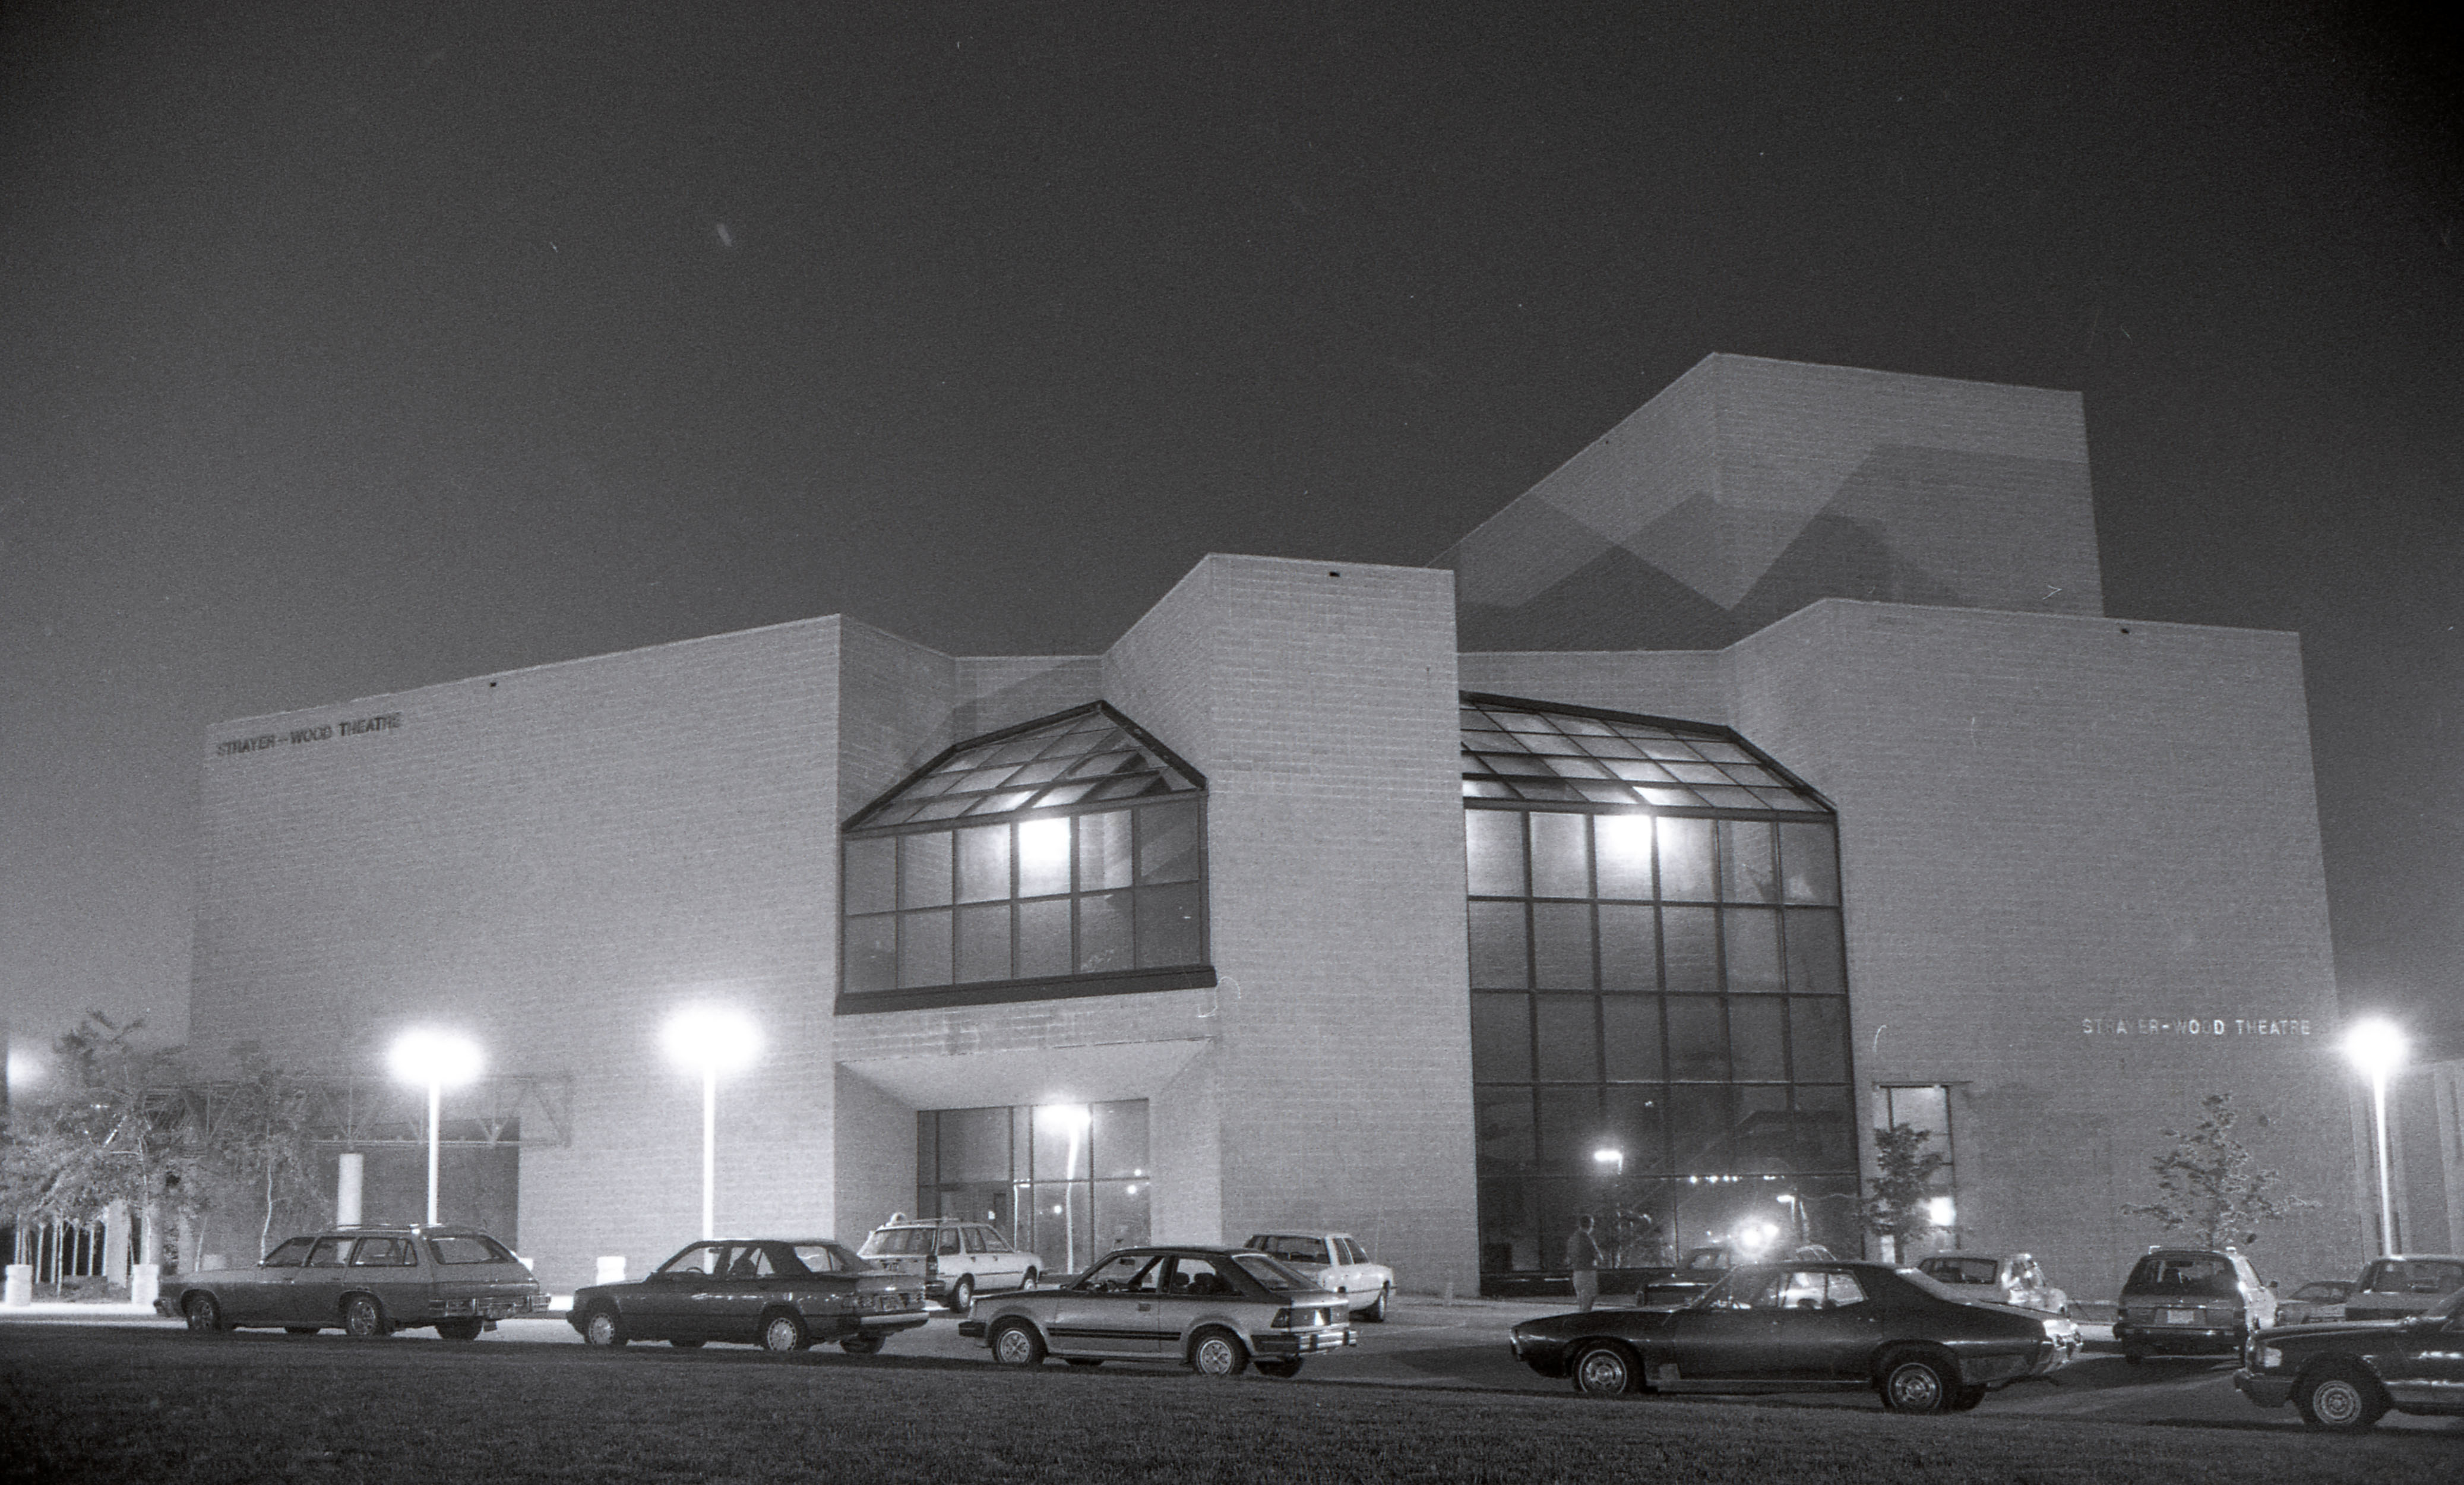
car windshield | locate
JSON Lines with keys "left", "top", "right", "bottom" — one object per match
{"left": 2123, "top": 1254, "right": 2238, "bottom": 1298}
{"left": 789, "top": 1243, "right": 860, "bottom": 1274}
{"left": 2361, "top": 1259, "right": 2464, "bottom": 1297}
{"left": 862, "top": 1228, "right": 933, "bottom": 1256}
{"left": 1896, "top": 1268, "right": 1988, "bottom": 1305}
{"left": 2292, "top": 1282, "right": 2351, "bottom": 1301}
{"left": 1919, "top": 1257, "right": 2000, "bottom": 1285}
{"left": 1229, "top": 1252, "right": 1314, "bottom": 1293}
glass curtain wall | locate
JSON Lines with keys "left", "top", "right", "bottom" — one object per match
{"left": 916, "top": 1100, "right": 1151, "bottom": 1277}
{"left": 1461, "top": 695, "right": 1859, "bottom": 1286}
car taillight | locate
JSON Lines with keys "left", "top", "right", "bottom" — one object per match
{"left": 925, "top": 1255, "right": 937, "bottom": 1277}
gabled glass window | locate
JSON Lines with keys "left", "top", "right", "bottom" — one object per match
{"left": 841, "top": 704, "right": 1210, "bottom": 1010}
{"left": 1462, "top": 693, "right": 1858, "bottom": 1282}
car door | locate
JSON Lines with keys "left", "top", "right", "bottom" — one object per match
{"left": 1046, "top": 1252, "right": 1166, "bottom": 1357}
{"left": 1154, "top": 1253, "right": 1244, "bottom": 1356}
{"left": 1661, "top": 1268, "right": 1785, "bottom": 1380}
{"left": 788, "top": 1242, "right": 860, "bottom": 1342}
{"left": 229, "top": 1236, "right": 315, "bottom": 1325}
{"left": 1767, "top": 1269, "right": 1884, "bottom": 1379}
{"left": 713, "top": 1244, "right": 792, "bottom": 1341}
{"left": 288, "top": 1236, "right": 355, "bottom": 1324}
{"left": 973, "top": 1225, "right": 1028, "bottom": 1291}
{"left": 632, "top": 1242, "right": 727, "bottom": 1341}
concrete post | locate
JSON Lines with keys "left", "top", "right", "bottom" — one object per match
{"left": 2, "top": 1265, "right": 29, "bottom": 1306}
{"left": 104, "top": 1200, "right": 130, "bottom": 1287}
{"left": 337, "top": 1152, "right": 364, "bottom": 1227}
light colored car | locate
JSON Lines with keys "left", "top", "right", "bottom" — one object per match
{"left": 1241, "top": 1231, "right": 1394, "bottom": 1322}
{"left": 1915, "top": 1252, "right": 2072, "bottom": 1317}
{"left": 960, "top": 1244, "right": 1358, "bottom": 1376}
{"left": 155, "top": 1224, "right": 545, "bottom": 1339}
{"left": 858, "top": 1217, "right": 1039, "bottom": 1311}
{"left": 2114, "top": 1246, "right": 2278, "bottom": 1361}
{"left": 2275, "top": 1278, "right": 2357, "bottom": 1325}
{"left": 2343, "top": 1255, "right": 2464, "bottom": 1322}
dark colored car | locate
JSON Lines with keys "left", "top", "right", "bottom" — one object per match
{"left": 2112, "top": 1247, "right": 2277, "bottom": 1361}
{"left": 2234, "top": 1283, "right": 2464, "bottom": 1430}
{"left": 1509, "top": 1259, "right": 2079, "bottom": 1413}
{"left": 156, "top": 1225, "right": 545, "bottom": 1339}
{"left": 959, "top": 1245, "right": 1358, "bottom": 1376}
{"left": 2342, "top": 1255, "right": 2464, "bottom": 1322}
{"left": 567, "top": 1238, "right": 928, "bottom": 1354}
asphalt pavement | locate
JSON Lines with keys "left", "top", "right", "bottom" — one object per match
{"left": 8, "top": 1294, "right": 2460, "bottom": 1435}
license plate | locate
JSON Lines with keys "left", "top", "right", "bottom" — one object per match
{"left": 2163, "top": 1310, "right": 2196, "bottom": 1326}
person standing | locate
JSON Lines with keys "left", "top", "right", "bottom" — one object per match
{"left": 1567, "top": 1214, "right": 1606, "bottom": 1313}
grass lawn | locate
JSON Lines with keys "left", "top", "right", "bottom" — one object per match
{"left": 2, "top": 1325, "right": 2456, "bottom": 1484}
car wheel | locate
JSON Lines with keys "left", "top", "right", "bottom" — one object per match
{"left": 991, "top": 1319, "right": 1046, "bottom": 1367}
{"left": 1570, "top": 1341, "right": 1639, "bottom": 1396}
{"left": 285, "top": 1326, "right": 320, "bottom": 1336}
{"left": 341, "top": 1295, "right": 389, "bottom": 1339}
{"left": 435, "top": 1319, "right": 484, "bottom": 1342}
{"left": 760, "top": 1311, "right": 809, "bottom": 1354}
{"left": 1879, "top": 1354, "right": 1955, "bottom": 1414}
{"left": 2296, "top": 1365, "right": 2389, "bottom": 1433}
{"left": 184, "top": 1294, "right": 226, "bottom": 1335}
{"left": 1358, "top": 1284, "right": 1389, "bottom": 1323}
{"left": 582, "top": 1306, "right": 628, "bottom": 1348}
{"left": 1255, "top": 1358, "right": 1304, "bottom": 1379}
{"left": 1190, "top": 1326, "right": 1249, "bottom": 1377}
{"left": 949, "top": 1276, "right": 975, "bottom": 1313}
{"left": 1950, "top": 1384, "right": 1988, "bottom": 1412}
{"left": 839, "top": 1333, "right": 884, "bottom": 1356}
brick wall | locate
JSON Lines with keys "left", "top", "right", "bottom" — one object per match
{"left": 191, "top": 618, "right": 847, "bottom": 1292}
{"left": 1106, "top": 555, "right": 1481, "bottom": 1290}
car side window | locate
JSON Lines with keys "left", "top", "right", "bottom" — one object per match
{"left": 938, "top": 1230, "right": 962, "bottom": 1256}
{"left": 979, "top": 1228, "right": 1013, "bottom": 1253}
{"left": 659, "top": 1243, "right": 725, "bottom": 1277}
{"left": 350, "top": 1237, "right": 414, "bottom": 1267}
{"left": 261, "top": 1237, "right": 315, "bottom": 1268}
{"left": 305, "top": 1238, "right": 352, "bottom": 1268}
{"left": 1165, "top": 1256, "right": 1238, "bottom": 1297}
{"left": 1821, "top": 1272, "right": 1869, "bottom": 1308}
{"left": 1337, "top": 1238, "right": 1365, "bottom": 1265}
{"left": 963, "top": 1228, "right": 986, "bottom": 1255}
{"left": 722, "top": 1246, "right": 776, "bottom": 1278}
{"left": 1709, "top": 1269, "right": 1782, "bottom": 1310}
{"left": 788, "top": 1243, "right": 849, "bottom": 1274}
{"left": 1080, "top": 1254, "right": 1161, "bottom": 1293}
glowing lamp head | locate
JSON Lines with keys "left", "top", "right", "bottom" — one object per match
{"left": 1038, "top": 1102, "right": 1091, "bottom": 1133}
{"left": 1927, "top": 1196, "right": 1957, "bottom": 1228}
{"left": 2343, "top": 1018, "right": 2408, "bottom": 1080}
{"left": 1735, "top": 1219, "right": 1780, "bottom": 1257}
{"left": 1591, "top": 1147, "right": 1624, "bottom": 1173}
{"left": 387, "top": 1029, "right": 483, "bottom": 1089}
{"left": 662, "top": 1007, "right": 761, "bottom": 1074}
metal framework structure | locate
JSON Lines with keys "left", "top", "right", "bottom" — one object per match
{"left": 153, "top": 1073, "right": 573, "bottom": 1149}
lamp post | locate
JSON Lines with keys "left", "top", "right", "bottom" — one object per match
{"left": 386, "top": 1031, "right": 483, "bottom": 1225}
{"left": 2344, "top": 1018, "right": 2408, "bottom": 1257}
{"left": 662, "top": 1009, "right": 760, "bottom": 1240}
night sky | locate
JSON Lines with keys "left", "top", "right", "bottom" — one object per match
{"left": 4, "top": 2, "right": 2457, "bottom": 1079}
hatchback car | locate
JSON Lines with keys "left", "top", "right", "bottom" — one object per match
{"left": 960, "top": 1244, "right": 1357, "bottom": 1376}
{"left": 2340, "top": 1255, "right": 2464, "bottom": 1322}
{"left": 156, "top": 1225, "right": 544, "bottom": 1339}
{"left": 2112, "top": 1247, "right": 2277, "bottom": 1361}
{"left": 1242, "top": 1231, "right": 1395, "bottom": 1322}
{"left": 568, "top": 1238, "right": 928, "bottom": 1353}
{"left": 859, "top": 1217, "right": 1040, "bottom": 1312}
{"left": 1915, "top": 1252, "right": 2071, "bottom": 1317}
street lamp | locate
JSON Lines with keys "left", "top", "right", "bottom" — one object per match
{"left": 386, "top": 1031, "right": 483, "bottom": 1225}
{"left": 1591, "top": 1147, "right": 1625, "bottom": 1177}
{"left": 2344, "top": 1018, "right": 2408, "bottom": 1257}
{"left": 662, "top": 1009, "right": 760, "bottom": 1240}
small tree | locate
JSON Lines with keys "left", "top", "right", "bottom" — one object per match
{"left": 201, "top": 1045, "right": 325, "bottom": 1260}
{"left": 0, "top": 1013, "right": 194, "bottom": 1291}
{"left": 1861, "top": 1123, "right": 1949, "bottom": 1263}
{"left": 2118, "top": 1092, "right": 2318, "bottom": 1249}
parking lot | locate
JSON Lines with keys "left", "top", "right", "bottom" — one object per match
{"left": 12, "top": 1294, "right": 2462, "bottom": 1433}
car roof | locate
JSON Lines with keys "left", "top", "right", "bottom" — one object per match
{"left": 1919, "top": 1252, "right": 2010, "bottom": 1261}
{"left": 1249, "top": 1230, "right": 1352, "bottom": 1239}
{"left": 689, "top": 1237, "right": 852, "bottom": 1245}
{"left": 2365, "top": 1253, "right": 2464, "bottom": 1262}
{"left": 869, "top": 1218, "right": 987, "bottom": 1229}
{"left": 319, "top": 1225, "right": 492, "bottom": 1237}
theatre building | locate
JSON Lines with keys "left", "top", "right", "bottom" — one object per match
{"left": 186, "top": 354, "right": 2362, "bottom": 1297}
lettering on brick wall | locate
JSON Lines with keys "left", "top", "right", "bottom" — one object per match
{"left": 2079, "top": 1017, "right": 2312, "bottom": 1038}
{"left": 214, "top": 713, "right": 401, "bottom": 758}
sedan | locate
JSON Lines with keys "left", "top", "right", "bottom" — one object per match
{"left": 2235, "top": 1284, "right": 2464, "bottom": 1430}
{"left": 1242, "top": 1231, "right": 1395, "bottom": 1322}
{"left": 156, "top": 1225, "right": 544, "bottom": 1339}
{"left": 567, "top": 1238, "right": 928, "bottom": 1354}
{"left": 959, "top": 1245, "right": 1356, "bottom": 1376}
{"left": 1510, "top": 1260, "right": 2079, "bottom": 1414}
